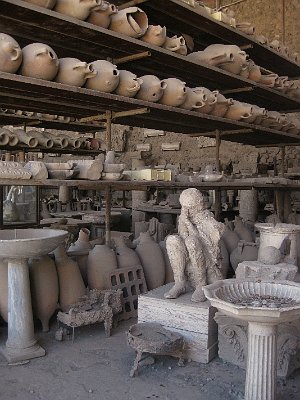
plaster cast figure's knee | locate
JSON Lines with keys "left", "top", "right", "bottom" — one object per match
{"left": 164, "top": 188, "right": 225, "bottom": 302}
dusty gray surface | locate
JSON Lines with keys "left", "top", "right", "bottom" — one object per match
{"left": 0, "top": 319, "right": 299, "bottom": 400}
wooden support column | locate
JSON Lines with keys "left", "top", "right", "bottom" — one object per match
{"left": 105, "top": 186, "right": 112, "bottom": 246}
{"left": 105, "top": 110, "right": 112, "bottom": 152}
{"left": 280, "top": 145, "right": 286, "bottom": 177}
{"left": 214, "top": 188, "right": 221, "bottom": 222}
{"left": 216, "top": 130, "right": 221, "bottom": 172}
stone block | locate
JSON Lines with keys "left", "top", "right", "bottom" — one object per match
{"left": 236, "top": 260, "right": 298, "bottom": 281}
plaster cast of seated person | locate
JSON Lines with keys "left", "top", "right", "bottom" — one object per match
{"left": 164, "top": 188, "right": 225, "bottom": 302}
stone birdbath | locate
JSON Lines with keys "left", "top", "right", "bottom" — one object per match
{"left": 203, "top": 279, "right": 300, "bottom": 400}
{"left": 0, "top": 228, "right": 68, "bottom": 363}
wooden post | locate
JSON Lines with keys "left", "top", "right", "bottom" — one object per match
{"left": 214, "top": 188, "right": 221, "bottom": 221}
{"left": 216, "top": 130, "right": 221, "bottom": 172}
{"left": 105, "top": 110, "right": 112, "bottom": 152}
{"left": 280, "top": 146, "right": 285, "bottom": 177}
{"left": 105, "top": 186, "right": 112, "bottom": 246}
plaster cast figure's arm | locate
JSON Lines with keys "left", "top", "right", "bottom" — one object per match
{"left": 178, "top": 209, "right": 198, "bottom": 238}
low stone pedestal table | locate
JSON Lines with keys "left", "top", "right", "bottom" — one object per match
{"left": 204, "top": 279, "right": 300, "bottom": 400}
{"left": 0, "top": 229, "right": 68, "bottom": 363}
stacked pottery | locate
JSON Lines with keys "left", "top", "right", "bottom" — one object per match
{"left": 55, "top": 58, "right": 96, "bottom": 87}
{"left": 29, "top": 255, "right": 59, "bottom": 332}
{"left": 135, "top": 231, "right": 165, "bottom": 290}
{"left": 68, "top": 228, "right": 92, "bottom": 284}
{"left": 87, "top": 1, "right": 118, "bottom": 28}
{"left": 141, "top": 25, "right": 167, "bottom": 47}
{"left": 135, "top": 75, "right": 167, "bottom": 102}
{"left": 54, "top": 0, "right": 102, "bottom": 20}
{"left": 211, "top": 92, "right": 233, "bottom": 118}
{"left": 0, "top": 259, "right": 8, "bottom": 322}
{"left": 87, "top": 244, "right": 118, "bottom": 289}
{"left": 195, "top": 88, "right": 218, "bottom": 114}
{"left": 85, "top": 60, "right": 120, "bottom": 92}
{"left": 24, "top": 0, "right": 56, "bottom": 8}
{"left": 109, "top": 7, "right": 148, "bottom": 38}
{"left": 159, "top": 78, "right": 187, "bottom": 107}
{"left": 230, "top": 241, "right": 258, "bottom": 271}
{"left": 54, "top": 245, "right": 86, "bottom": 311}
{"left": 20, "top": 43, "right": 59, "bottom": 80}
{"left": 225, "top": 100, "right": 253, "bottom": 121}
{"left": 180, "top": 87, "right": 207, "bottom": 111}
{"left": 114, "top": 70, "right": 143, "bottom": 98}
{"left": 114, "top": 236, "right": 140, "bottom": 269}
{"left": 0, "top": 33, "right": 22, "bottom": 73}
{"left": 163, "top": 35, "right": 187, "bottom": 55}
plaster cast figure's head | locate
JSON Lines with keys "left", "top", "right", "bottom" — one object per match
{"left": 179, "top": 188, "right": 205, "bottom": 211}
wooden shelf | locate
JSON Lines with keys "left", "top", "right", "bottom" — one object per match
{"left": 0, "top": 144, "right": 104, "bottom": 155}
{"left": 0, "top": 0, "right": 300, "bottom": 112}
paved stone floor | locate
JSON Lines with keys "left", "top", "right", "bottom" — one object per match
{"left": 0, "top": 319, "right": 299, "bottom": 400}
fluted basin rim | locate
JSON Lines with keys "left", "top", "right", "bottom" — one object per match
{"left": 255, "top": 222, "right": 300, "bottom": 234}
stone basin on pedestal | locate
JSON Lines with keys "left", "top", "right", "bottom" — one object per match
{"left": 0, "top": 229, "right": 68, "bottom": 363}
{"left": 203, "top": 279, "right": 300, "bottom": 400}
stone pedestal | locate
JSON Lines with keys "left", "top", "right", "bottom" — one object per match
{"left": 236, "top": 260, "right": 298, "bottom": 282}
{"left": 138, "top": 283, "right": 218, "bottom": 363}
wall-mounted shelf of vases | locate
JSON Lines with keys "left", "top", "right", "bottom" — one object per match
{"left": 114, "top": 0, "right": 300, "bottom": 78}
{"left": 0, "top": 144, "right": 104, "bottom": 156}
{"left": 1, "top": 0, "right": 300, "bottom": 112}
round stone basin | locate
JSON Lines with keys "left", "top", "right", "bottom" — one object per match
{"left": 255, "top": 222, "right": 300, "bottom": 234}
{"left": 0, "top": 228, "right": 68, "bottom": 259}
{"left": 203, "top": 279, "right": 300, "bottom": 324}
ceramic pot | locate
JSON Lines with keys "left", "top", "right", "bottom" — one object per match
{"left": 87, "top": 244, "right": 118, "bottom": 289}
{"left": 159, "top": 78, "right": 187, "bottom": 107}
{"left": 210, "top": 92, "right": 233, "bottom": 118}
{"left": 0, "top": 33, "right": 22, "bottom": 74}
{"left": 186, "top": 49, "right": 234, "bottom": 67}
{"left": 54, "top": 245, "right": 86, "bottom": 311}
{"left": 163, "top": 35, "right": 186, "bottom": 53}
{"left": 114, "top": 236, "right": 140, "bottom": 269}
{"left": 85, "top": 59, "right": 120, "bottom": 92}
{"left": 29, "top": 255, "right": 59, "bottom": 332}
{"left": 135, "top": 231, "right": 165, "bottom": 290}
{"left": 159, "top": 240, "right": 174, "bottom": 284}
{"left": 114, "top": 70, "right": 142, "bottom": 98}
{"left": 24, "top": 0, "right": 56, "bottom": 8}
{"left": 54, "top": 0, "right": 102, "bottom": 20}
{"left": 230, "top": 241, "right": 258, "bottom": 271}
{"left": 234, "top": 218, "right": 254, "bottom": 242}
{"left": 194, "top": 87, "right": 217, "bottom": 114}
{"left": 87, "top": 1, "right": 118, "bottom": 28}
{"left": 0, "top": 259, "right": 8, "bottom": 322}
{"left": 20, "top": 43, "right": 59, "bottom": 81}
{"left": 55, "top": 58, "right": 96, "bottom": 87}
{"left": 141, "top": 25, "right": 166, "bottom": 47}
{"left": 225, "top": 100, "right": 254, "bottom": 121}
{"left": 109, "top": 7, "right": 148, "bottom": 38}
{"left": 179, "top": 87, "right": 207, "bottom": 111}
{"left": 68, "top": 228, "right": 92, "bottom": 284}
{"left": 135, "top": 74, "right": 167, "bottom": 102}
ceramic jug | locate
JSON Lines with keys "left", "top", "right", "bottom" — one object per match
{"left": 114, "top": 70, "right": 142, "bottom": 98}
{"left": 54, "top": 245, "right": 86, "bottom": 311}
{"left": 55, "top": 58, "right": 96, "bottom": 87}
{"left": 222, "top": 220, "right": 240, "bottom": 254}
{"left": 194, "top": 87, "right": 217, "bottom": 114}
{"left": 234, "top": 218, "right": 254, "bottom": 242}
{"left": 210, "top": 92, "right": 233, "bottom": 118}
{"left": 68, "top": 228, "right": 92, "bottom": 284}
{"left": 135, "top": 231, "right": 165, "bottom": 290}
{"left": 114, "top": 236, "right": 140, "bottom": 269}
{"left": 85, "top": 59, "right": 120, "bottom": 92}
{"left": 87, "top": 1, "right": 117, "bottom": 28}
{"left": 225, "top": 100, "right": 254, "bottom": 121}
{"left": 87, "top": 244, "right": 118, "bottom": 290}
{"left": 0, "top": 260, "right": 8, "bottom": 322}
{"left": 54, "top": 0, "right": 102, "bottom": 20}
{"left": 230, "top": 241, "right": 258, "bottom": 271}
{"left": 163, "top": 35, "right": 186, "bottom": 53}
{"left": 20, "top": 43, "right": 59, "bottom": 81}
{"left": 247, "top": 60, "right": 261, "bottom": 82}
{"left": 0, "top": 33, "right": 22, "bottom": 74}
{"left": 179, "top": 87, "right": 207, "bottom": 110}
{"left": 135, "top": 75, "right": 167, "bottom": 102}
{"left": 159, "top": 78, "right": 187, "bottom": 107}
{"left": 109, "top": 7, "right": 148, "bottom": 38}
{"left": 141, "top": 25, "right": 166, "bottom": 47}
{"left": 186, "top": 49, "right": 234, "bottom": 67}
{"left": 159, "top": 240, "right": 174, "bottom": 284}
{"left": 29, "top": 255, "right": 59, "bottom": 332}
{"left": 24, "top": 0, "right": 56, "bottom": 8}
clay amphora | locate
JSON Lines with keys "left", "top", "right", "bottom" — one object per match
{"left": 159, "top": 78, "right": 187, "bottom": 107}
{"left": 135, "top": 231, "right": 165, "bottom": 290}
{"left": 163, "top": 35, "right": 185, "bottom": 53}
{"left": 215, "top": 44, "right": 248, "bottom": 75}
{"left": 186, "top": 49, "right": 234, "bottom": 67}
{"left": 54, "top": 0, "right": 102, "bottom": 20}
{"left": 109, "top": 7, "right": 148, "bottom": 38}
{"left": 87, "top": 1, "right": 117, "bottom": 28}
{"left": 68, "top": 228, "right": 92, "bottom": 284}
{"left": 85, "top": 60, "right": 120, "bottom": 92}
{"left": 141, "top": 25, "right": 166, "bottom": 47}
{"left": 194, "top": 87, "right": 217, "bottom": 114}
{"left": 20, "top": 43, "right": 59, "bottom": 81}
{"left": 24, "top": 0, "right": 56, "bottom": 8}
{"left": 236, "top": 22, "right": 255, "bottom": 35}
{"left": 180, "top": 87, "right": 207, "bottom": 111}
{"left": 222, "top": 222, "right": 241, "bottom": 254}
{"left": 135, "top": 74, "right": 167, "bottom": 102}
{"left": 247, "top": 60, "right": 261, "bottom": 82}
{"left": 55, "top": 58, "right": 96, "bottom": 87}
{"left": 114, "top": 70, "right": 142, "bottom": 98}
{"left": 234, "top": 218, "right": 254, "bottom": 242}
{"left": 114, "top": 236, "right": 140, "bottom": 269}
{"left": 0, "top": 260, "right": 8, "bottom": 322}
{"left": 242, "top": 104, "right": 267, "bottom": 124}
{"left": 210, "top": 92, "right": 233, "bottom": 118}
{"left": 225, "top": 100, "right": 253, "bottom": 121}
{"left": 87, "top": 244, "right": 118, "bottom": 290}
{"left": 259, "top": 73, "right": 279, "bottom": 87}
{"left": 230, "top": 241, "right": 258, "bottom": 271}
{"left": 29, "top": 255, "right": 59, "bottom": 332}
{"left": 159, "top": 240, "right": 174, "bottom": 284}
{"left": 0, "top": 33, "right": 22, "bottom": 74}
{"left": 54, "top": 245, "right": 86, "bottom": 311}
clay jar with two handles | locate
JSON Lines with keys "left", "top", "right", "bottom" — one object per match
{"left": 135, "top": 75, "right": 167, "bottom": 102}
{"left": 114, "top": 236, "right": 141, "bottom": 269}
{"left": 68, "top": 228, "right": 92, "bottom": 284}
{"left": 159, "top": 78, "right": 187, "bottom": 107}
{"left": 109, "top": 7, "right": 148, "bottom": 38}
{"left": 54, "top": 0, "right": 102, "bottom": 20}
{"left": 85, "top": 60, "right": 120, "bottom": 93}
{"left": 24, "top": 0, "right": 57, "bottom": 8}
{"left": 114, "top": 70, "right": 143, "bottom": 98}
{"left": 0, "top": 33, "right": 22, "bottom": 74}
{"left": 87, "top": 244, "right": 118, "bottom": 290}
{"left": 141, "top": 25, "right": 167, "bottom": 47}
{"left": 55, "top": 58, "right": 96, "bottom": 87}
{"left": 87, "top": 1, "right": 118, "bottom": 28}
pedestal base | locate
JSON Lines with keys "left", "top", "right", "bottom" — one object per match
{"left": 1, "top": 343, "right": 45, "bottom": 363}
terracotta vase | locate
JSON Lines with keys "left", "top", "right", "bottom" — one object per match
{"left": 20, "top": 43, "right": 59, "bottom": 81}
{"left": 186, "top": 49, "right": 234, "bottom": 67}
{"left": 29, "top": 255, "right": 59, "bottom": 332}
{"left": 135, "top": 231, "right": 165, "bottom": 290}
{"left": 24, "top": 0, "right": 56, "bottom": 9}
{"left": 236, "top": 22, "right": 255, "bottom": 35}
{"left": 247, "top": 60, "right": 262, "bottom": 82}
{"left": 54, "top": 0, "right": 102, "bottom": 20}
{"left": 114, "top": 236, "right": 140, "bottom": 269}
{"left": 68, "top": 228, "right": 92, "bottom": 284}
{"left": 210, "top": 92, "right": 233, "bottom": 118}
{"left": 85, "top": 60, "right": 120, "bottom": 92}
{"left": 135, "top": 74, "right": 167, "bottom": 102}
{"left": 163, "top": 35, "right": 186, "bottom": 53}
{"left": 114, "top": 70, "right": 142, "bottom": 98}
{"left": 222, "top": 224, "right": 240, "bottom": 254}
{"left": 259, "top": 73, "right": 279, "bottom": 87}
{"left": 242, "top": 104, "right": 267, "bottom": 124}
{"left": 217, "top": 44, "right": 249, "bottom": 75}
{"left": 180, "top": 87, "right": 207, "bottom": 111}
{"left": 109, "top": 7, "right": 148, "bottom": 38}
{"left": 0, "top": 259, "right": 8, "bottom": 322}
{"left": 194, "top": 87, "right": 217, "bottom": 114}
{"left": 234, "top": 218, "right": 255, "bottom": 242}
{"left": 87, "top": 244, "right": 118, "bottom": 289}
{"left": 87, "top": 1, "right": 118, "bottom": 28}
{"left": 159, "top": 240, "right": 174, "bottom": 284}
{"left": 141, "top": 25, "right": 166, "bottom": 47}
{"left": 230, "top": 241, "right": 258, "bottom": 271}
{"left": 225, "top": 100, "right": 254, "bottom": 121}
{"left": 159, "top": 78, "right": 187, "bottom": 107}
{"left": 0, "top": 33, "right": 22, "bottom": 74}
{"left": 54, "top": 245, "right": 86, "bottom": 311}
{"left": 55, "top": 58, "right": 96, "bottom": 87}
